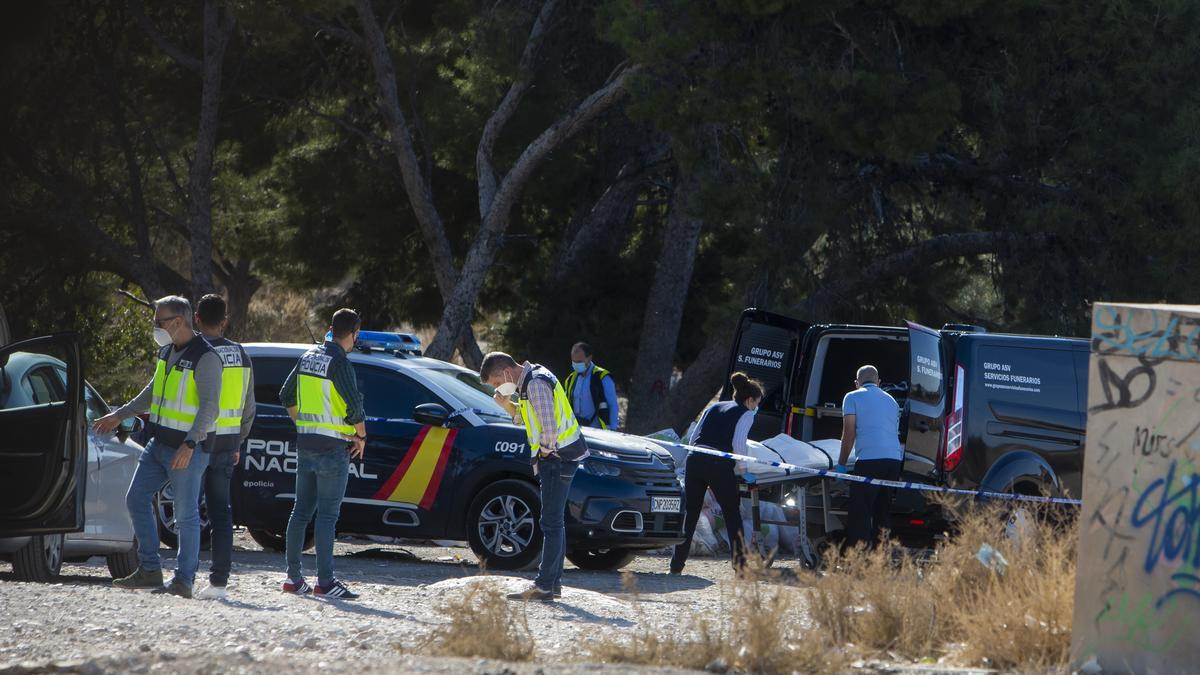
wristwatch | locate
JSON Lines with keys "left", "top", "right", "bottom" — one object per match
{"left": 355, "top": 434, "right": 367, "bottom": 441}
{"left": 185, "top": 439, "right": 197, "bottom": 450}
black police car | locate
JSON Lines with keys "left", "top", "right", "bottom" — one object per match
{"left": 208, "top": 335, "right": 683, "bottom": 571}
{"left": 723, "top": 309, "right": 1088, "bottom": 543}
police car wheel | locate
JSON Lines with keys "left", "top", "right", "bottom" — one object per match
{"left": 565, "top": 547, "right": 637, "bottom": 571}
{"left": 154, "top": 482, "right": 212, "bottom": 550}
{"left": 248, "top": 528, "right": 315, "bottom": 553}
{"left": 466, "top": 479, "right": 542, "bottom": 571}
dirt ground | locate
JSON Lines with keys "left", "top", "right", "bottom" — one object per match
{"left": 0, "top": 531, "right": 747, "bottom": 674}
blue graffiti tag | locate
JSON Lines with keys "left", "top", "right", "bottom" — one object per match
{"left": 1093, "top": 306, "right": 1200, "bottom": 361}
{"left": 1130, "top": 460, "right": 1200, "bottom": 608}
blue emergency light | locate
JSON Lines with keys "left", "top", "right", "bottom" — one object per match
{"left": 324, "top": 330, "right": 422, "bottom": 356}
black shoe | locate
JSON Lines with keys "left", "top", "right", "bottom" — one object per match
{"left": 506, "top": 586, "right": 553, "bottom": 602}
{"left": 553, "top": 585, "right": 562, "bottom": 598}
{"left": 151, "top": 578, "right": 192, "bottom": 599}
{"left": 113, "top": 567, "right": 164, "bottom": 590}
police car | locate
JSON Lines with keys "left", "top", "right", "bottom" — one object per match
{"left": 194, "top": 332, "right": 684, "bottom": 571}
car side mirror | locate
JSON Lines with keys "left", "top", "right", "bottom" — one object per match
{"left": 413, "top": 403, "right": 449, "bottom": 427}
{"left": 117, "top": 416, "right": 144, "bottom": 440}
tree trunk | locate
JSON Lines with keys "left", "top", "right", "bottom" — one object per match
{"left": 186, "top": 0, "right": 235, "bottom": 299}
{"left": 626, "top": 172, "right": 706, "bottom": 434}
{"left": 221, "top": 259, "right": 260, "bottom": 341}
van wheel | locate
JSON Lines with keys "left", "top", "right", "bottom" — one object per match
{"left": 12, "top": 534, "right": 64, "bottom": 582}
{"left": 249, "top": 528, "right": 314, "bottom": 552}
{"left": 155, "top": 482, "right": 212, "bottom": 550}
{"left": 467, "top": 479, "right": 542, "bottom": 571}
{"left": 566, "top": 548, "right": 637, "bottom": 571}
{"left": 106, "top": 541, "right": 140, "bottom": 579}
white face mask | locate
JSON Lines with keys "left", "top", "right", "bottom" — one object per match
{"left": 496, "top": 381, "right": 518, "bottom": 397}
{"left": 153, "top": 327, "right": 173, "bottom": 347}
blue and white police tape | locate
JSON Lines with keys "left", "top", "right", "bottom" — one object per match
{"left": 687, "top": 446, "right": 1083, "bottom": 506}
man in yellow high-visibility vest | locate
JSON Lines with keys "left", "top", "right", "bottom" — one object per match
{"left": 278, "top": 308, "right": 366, "bottom": 599}
{"left": 93, "top": 295, "right": 220, "bottom": 599}
{"left": 192, "top": 294, "right": 255, "bottom": 600}
{"left": 482, "top": 352, "right": 588, "bottom": 602}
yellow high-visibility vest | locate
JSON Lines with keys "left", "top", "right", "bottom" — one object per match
{"left": 518, "top": 369, "right": 581, "bottom": 455}
{"left": 208, "top": 337, "right": 252, "bottom": 452}
{"left": 147, "top": 337, "right": 214, "bottom": 447}
{"left": 294, "top": 345, "right": 355, "bottom": 440}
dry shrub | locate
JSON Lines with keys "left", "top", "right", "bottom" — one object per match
{"left": 419, "top": 583, "right": 534, "bottom": 662}
{"left": 805, "top": 500, "right": 1075, "bottom": 670}
{"left": 937, "top": 503, "right": 1076, "bottom": 669}
{"left": 592, "top": 557, "right": 845, "bottom": 674}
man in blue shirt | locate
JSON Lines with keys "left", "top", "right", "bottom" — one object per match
{"left": 563, "top": 342, "right": 620, "bottom": 430}
{"left": 836, "top": 364, "right": 903, "bottom": 549}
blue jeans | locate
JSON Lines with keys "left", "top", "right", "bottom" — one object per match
{"left": 125, "top": 438, "right": 210, "bottom": 586}
{"left": 534, "top": 456, "right": 579, "bottom": 591}
{"left": 286, "top": 447, "right": 350, "bottom": 587}
{"left": 204, "top": 451, "right": 236, "bottom": 586}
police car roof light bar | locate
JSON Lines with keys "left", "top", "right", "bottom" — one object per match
{"left": 324, "top": 330, "right": 423, "bottom": 356}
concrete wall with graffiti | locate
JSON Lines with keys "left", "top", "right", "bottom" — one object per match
{"left": 1072, "top": 302, "right": 1200, "bottom": 673}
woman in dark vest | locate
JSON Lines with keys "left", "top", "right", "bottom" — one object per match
{"left": 670, "top": 372, "right": 763, "bottom": 574}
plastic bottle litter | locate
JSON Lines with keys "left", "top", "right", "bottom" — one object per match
{"left": 975, "top": 543, "right": 1009, "bottom": 575}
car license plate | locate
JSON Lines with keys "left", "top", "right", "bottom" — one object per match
{"left": 651, "top": 496, "right": 681, "bottom": 513}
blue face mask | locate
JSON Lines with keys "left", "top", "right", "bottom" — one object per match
{"left": 572, "top": 361, "right": 588, "bottom": 374}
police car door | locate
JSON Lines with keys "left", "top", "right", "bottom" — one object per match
{"left": 722, "top": 309, "right": 811, "bottom": 440}
{"left": 904, "top": 322, "right": 948, "bottom": 480}
{"left": 350, "top": 366, "right": 451, "bottom": 537}
{"left": 0, "top": 334, "right": 86, "bottom": 536}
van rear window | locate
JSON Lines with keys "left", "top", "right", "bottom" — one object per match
{"left": 731, "top": 322, "right": 794, "bottom": 413}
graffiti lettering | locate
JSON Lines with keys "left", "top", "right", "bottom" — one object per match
{"left": 1090, "top": 356, "right": 1158, "bottom": 413}
{"left": 1093, "top": 306, "right": 1200, "bottom": 362}
{"left": 1129, "top": 460, "right": 1200, "bottom": 610}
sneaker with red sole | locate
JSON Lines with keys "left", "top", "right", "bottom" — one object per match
{"left": 315, "top": 579, "right": 359, "bottom": 600}
{"left": 281, "top": 579, "right": 313, "bottom": 595}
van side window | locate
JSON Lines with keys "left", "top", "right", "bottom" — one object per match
{"left": 977, "top": 346, "right": 1081, "bottom": 431}
{"left": 908, "top": 330, "right": 945, "bottom": 407}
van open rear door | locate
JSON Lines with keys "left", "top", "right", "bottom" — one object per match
{"left": 722, "top": 309, "right": 811, "bottom": 440}
{"left": 904, "top": 322, "right": 947, "bottom": 480}
{"left": 0, "top": 333, "right": 86, "bottom": 536}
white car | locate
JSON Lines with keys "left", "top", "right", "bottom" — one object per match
{"left": 0, "top": 334, "right": 140, "bottom": 581}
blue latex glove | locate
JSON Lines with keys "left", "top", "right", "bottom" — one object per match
{"left": 741, "top": 472, "right": 757, "bottom": 485}
{"left": 833, "top": 463, "right": 848, "bottom": 474}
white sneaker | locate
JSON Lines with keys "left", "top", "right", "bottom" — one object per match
{"left": 195, "top": 584, "right": 228, "bottom": 600}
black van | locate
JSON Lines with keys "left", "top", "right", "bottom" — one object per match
{"left": 723, "top": 309, "right": 1088, "bottom": 541}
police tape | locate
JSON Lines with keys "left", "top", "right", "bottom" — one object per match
{"left": 686, "top": 446, "right": 1083, "bottom": 506}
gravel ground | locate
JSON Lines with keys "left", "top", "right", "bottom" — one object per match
{"left": 0, "top": 531, "right": 744, "bottom": 674}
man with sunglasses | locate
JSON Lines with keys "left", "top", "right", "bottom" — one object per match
{"left": 94, "top": 295, "right": 222, "bottom": 598}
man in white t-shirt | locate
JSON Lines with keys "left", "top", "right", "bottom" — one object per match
{"left": 836, "top": 364, "right": 902, "bottom": 548}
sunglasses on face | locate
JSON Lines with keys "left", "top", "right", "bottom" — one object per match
{"left": 153, "top": 315, "right": 180, "bottom": 328}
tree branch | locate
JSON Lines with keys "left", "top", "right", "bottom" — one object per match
{"left": 476, "top": 0, "right": 560, "bottom": 219}
{"left": 114, "top": 288, "right": 153, "bottom": 308}
{"left": 129, "top": 0, "right": 202, "bottom": 73}
{"left": 355, "top": 0, "right": 458, "bottom": 298}
{"left": 791, "top": 231, "right": 1034, "bottom": 319}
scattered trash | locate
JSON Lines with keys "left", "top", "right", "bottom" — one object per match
{"left": 975, "top": 543, "right": 1009, "bottom": 576}
{"left": 1005, "top": 508, "right": 1032, "bottom": 552}
{"left": 1079, "top": 655, "right": 1103, "bottom": 674}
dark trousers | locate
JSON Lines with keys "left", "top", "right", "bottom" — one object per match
{"left": 846, "top": 458, "right": 902, "bottom": 549}
{"left": 671, "top": 453, "right": 745, "bottom": 572}
{"left": 204, "top": 451, "right": 237, "bottom": 586}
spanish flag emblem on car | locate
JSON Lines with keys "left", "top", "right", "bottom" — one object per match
{"left": 372, "top": 426, "right": 458, "bottom": 509}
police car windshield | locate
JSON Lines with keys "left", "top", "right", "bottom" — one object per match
{"left": 411, "top": 366, "right": 510, "bottom": 421}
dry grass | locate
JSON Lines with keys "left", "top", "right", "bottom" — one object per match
{"left": 805, "top": 501, "right": 1076, "bottom": 669}
{"left": 418, "top": 583, "right": 535, "bottom": 662}
{"left": 590, "top": 556, "right": 847, "bottom": 674}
